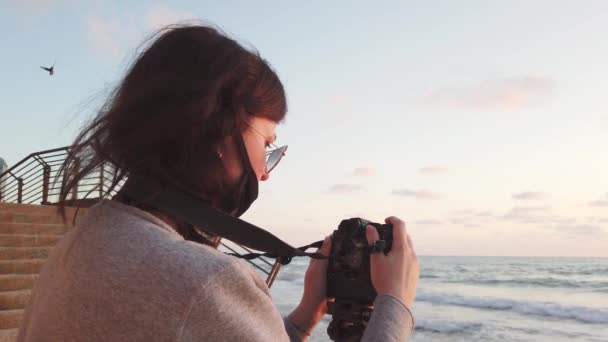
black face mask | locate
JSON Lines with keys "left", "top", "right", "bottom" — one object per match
{"left": 219, "top": 133, "right": 259, "bottom": 217}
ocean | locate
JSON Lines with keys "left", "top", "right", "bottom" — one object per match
{"left": 269, "top": 256, "right": 608, "bottom": 342}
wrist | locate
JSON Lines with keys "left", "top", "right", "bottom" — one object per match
{"left": 377, "top": 291, "right": 412, "bottom": 309}
{"left": 287, "top": 299, "right": 327, "bottom": 336}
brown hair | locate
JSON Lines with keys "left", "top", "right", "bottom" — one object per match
{"left": 57, "top": 23, "right": 287, "bottom": 238}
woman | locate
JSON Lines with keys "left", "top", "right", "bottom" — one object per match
{"left": 17, "top": 23, "right": 419, "bottom": 341}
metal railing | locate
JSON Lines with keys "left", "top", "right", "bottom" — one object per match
{"left": 0, "top": 146, "right": 72, "bottom": 204}
{"left": 0, "top": 146, "right": 281, "bottom": 286}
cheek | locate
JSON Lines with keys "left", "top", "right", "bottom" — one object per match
{"left": 244, "top": 141, "right": 266, "bottom": 180}
{"left": 253, "top": 151, "right": 267, "bottom": 179}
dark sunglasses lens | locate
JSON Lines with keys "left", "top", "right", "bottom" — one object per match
{"left": 266, "top": 146, "right": 287, "bottom": 172}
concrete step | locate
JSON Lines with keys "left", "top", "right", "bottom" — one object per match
{"left": 0, "top": 235, "right": 61, "bottom": 248}
{"left": 0, "top": 248, "right": 51, "bottom": 261}
{"left": 0, "top": 260, "right": 47, "bottom": 275}
{"left": 0, "top": 310, "right": 23, "bottom": 330}
{"left": 0, "top": 291, "right": 30, "bottom": 311}
{"left": 0, "top": 203, "right": 81, "bottom": 215}
{"left": 0, "top": 275, "right": 37, "bottom": 292}
{"left": 0, "top": 328, "right": 18, "bottom": 342}
{"left": 0, "top": 211, "right": 80, "bottom": 226}
{"left": 0, "top": 223, "right": 69, "bottom": 236}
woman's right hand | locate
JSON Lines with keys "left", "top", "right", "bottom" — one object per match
{"left": 366, "top": 216, "right": 419, "bottom": 309}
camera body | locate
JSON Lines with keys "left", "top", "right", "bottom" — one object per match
{"left": 326, "top": 218, "right": 393, "bottom": 341}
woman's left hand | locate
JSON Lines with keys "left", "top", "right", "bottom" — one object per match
{"left": 287, "top": 235, "right": 332, "bottom": 336}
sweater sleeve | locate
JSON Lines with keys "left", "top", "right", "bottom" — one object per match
{"left": 178, "top": 260, "right": 294, "bottom": 342}
{"left": 361, "top": 294, "right": 414, "bottom": 342}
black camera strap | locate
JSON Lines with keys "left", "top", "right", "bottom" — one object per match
{"left": 119, "top": 174, "right": 326, "bottom": 265}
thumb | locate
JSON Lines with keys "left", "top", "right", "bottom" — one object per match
{"left": 366, "top": 225, "right": 384, "bottom": 264}
{"left": 366, "top": 225, "right": 380, "bottom": 244}
{"left": 319, "top": 235, "right": 332, "bottom": 256}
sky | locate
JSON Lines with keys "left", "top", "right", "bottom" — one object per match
{"left": 1, "top": 0, "right": 607, "bottom": 257}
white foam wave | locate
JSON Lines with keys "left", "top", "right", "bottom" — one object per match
{"left": 416, "top": 292, "right": 608, "bottom": 324}
{"left": 414, "top": 319, "right": 482, "bottom": 334}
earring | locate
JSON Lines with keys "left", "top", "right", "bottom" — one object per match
{"left": 217, "top": 150, "right": 223, "bottom": 159}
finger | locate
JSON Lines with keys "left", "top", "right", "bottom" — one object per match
{"left": 319, "top": 235, "right": 332, "bottom": 257}
{"left": 385, "top": 216, "right": 406, "bottom": 250}
{"left": 366, "top": 225, "right": 384, "bottom": 263}
{"left": 365, "top": 225, "right": 384, "bottom": 269}
{"left": 406, "top": 232, "right": 416, "bottom": 254}
{"left": 366, "top": 225, "right": 380, "bottom": 244}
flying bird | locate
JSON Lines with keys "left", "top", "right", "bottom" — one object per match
{"left": 40, "top": 62, "right": 55, "bottom": 76}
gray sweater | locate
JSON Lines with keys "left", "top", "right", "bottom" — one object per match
{"left": 17, "top": 200, "right": 413, "bottom": 341}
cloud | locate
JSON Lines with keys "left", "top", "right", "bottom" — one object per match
{"left": 144, "top": 4, "right": 197, "bottom": 31}
{"left": 8, "top": 0, "right": 63, "bottom": 13}
{"left": 419, "top": 76, "right": 555, "bottom": 111}
{"left": 549, "top": 224, "right": 606, "bottom": 237}
{"left": 513, "top": 191, "right": 548, "bottom": 200}
{"left": 329, "top": 95, "right": 352, "bottom": 108}
{"left": 21, "top": 0, "right": 56, "bottom": 6}
{"left": 391, "top": 189, "right": 442, "bottom": 200}
{"left": 506, "top": 206, "right": 550, "bottom": 214}
{"left": 326, "top": 184, "right": 364, "bottom": 194}
{"left": 418, "top": 165, "right": 448, "bottom": 175}
{"left": 588, "top": 217, "right": 608, "bottom": 224}
{"left": 85, "top": 5, "right": 196, "bottom": 61}
{"left": 476, "top": 211, "right": 495, "bottom": 218}
{"left": 551, "top": 217, "right": 577, "bottom": 225}
{"left": 415, "top": 219, "right": 442, "bottom": 225}
{"left": 447, "top": 209, "right": 496, "bottom": 220}
{"left": 589, "top": 194, "right": 608, "bottom": 207}
{"left": 589, "top": 200, "right": 608, "bottom": 207}
{"left": 451, "top": 209, "right": 475, "bottom": 215}
{"left": 443, "top": 209, "right": 499, "bottom": 227}
{"left": 342, "top": 212, "right": 369, "bottom": 220}
{"left": 449, "top": 217, "right": 471, "bottom": 225}
{"left": 86, "top": 15, "right": 123, "bottom": 59}
{"left": 501, "top": 206, "right": 552, "bottom": 224}
{"left": 351, "top": 167, "right": 375, "bottom": 177}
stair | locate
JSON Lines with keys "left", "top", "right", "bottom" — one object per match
{"left": 0, "top": 310, "right": 23, "bottom": 330}
{"left": 0, "top": 329, "right": 18, "bottom": 342}
{"left": 0, "top": 203, "right": 86, "bottom": 341}
{"left": 0, "top": 248, "right": 51, "bottom": 260}
{"left": 0, "top": 275, "right": 37, "bottom": 292}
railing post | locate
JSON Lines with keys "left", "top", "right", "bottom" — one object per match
{"left": 42, "top": 165, "right": 51, "bottom": 205}
{"left": 99, "top": 163, "right": 104, "bottom": 199}
{"left": 17, "top": 177, "right": 23, "bottom": 203}
{"left": 266, "top": 259, "right": 283, "bottom": 288}
{"left": 71, "top": 158, "right": 80, "bottom": 201}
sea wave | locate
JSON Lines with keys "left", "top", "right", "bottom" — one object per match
{"left": 420, "top": 274, "right": 440, "bottom": 279}
{"left": 414, "top": 319, "right": 482, "bottom": 334}
{"left": 444, "top": 277, "right": 608, "bottom": 290}
{"left": 416, "top": 291, "right": 608, "bottom": 324}
{"left": 508, "top": 325, "right": 601, "bottom": 340}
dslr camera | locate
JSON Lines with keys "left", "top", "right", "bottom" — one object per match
{"left": 326, "top": 217, "right": 393, "bottom": 342}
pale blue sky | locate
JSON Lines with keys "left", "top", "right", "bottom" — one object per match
{"left": 1, "top": 1, "right": 607, "bottom": 256}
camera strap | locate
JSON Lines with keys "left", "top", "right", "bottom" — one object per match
{"left": 119, "top": 173, "right": 326, "bottom": 265}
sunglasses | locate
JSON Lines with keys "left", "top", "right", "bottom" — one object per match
{"left": 245, "top": 122, "right": 288, "bottom": 173}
